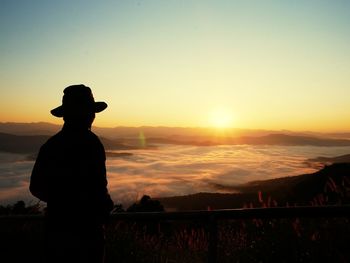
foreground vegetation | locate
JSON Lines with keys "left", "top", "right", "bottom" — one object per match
{"left": 1, "top": 207, "right": 349, "bottom": 263}
{"left": 105, "top": 216, "right": 350, "bottom": 263}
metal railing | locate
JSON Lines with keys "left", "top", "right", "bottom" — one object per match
{"left": 1, "top": 205, "right": 350, "bottom": 262}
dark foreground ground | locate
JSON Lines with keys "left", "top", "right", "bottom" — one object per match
{"left": 1, "top": 212, "right": 350, "bottom": 263}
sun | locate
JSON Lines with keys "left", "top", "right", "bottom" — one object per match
{"left": 209, "top": 108, "right": 234, "bottom": 129}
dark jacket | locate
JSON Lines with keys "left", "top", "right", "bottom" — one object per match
{"left": 30, "top": 125, "right": 114, "bottom": 225}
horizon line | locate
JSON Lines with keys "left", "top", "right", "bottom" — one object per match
{"left": 1, "top": 121, "right": 350, "bottom": 134}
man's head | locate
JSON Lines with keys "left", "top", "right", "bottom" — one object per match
{"left": 51, "top": 84, "right": 107, "bottom": 128}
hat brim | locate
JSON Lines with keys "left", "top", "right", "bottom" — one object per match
{"left": 51, "top": 102, "right": 108, "bottom": 117}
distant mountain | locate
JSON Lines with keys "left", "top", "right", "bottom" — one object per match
{"left": 0, "top": 122, "right": 60, "bottom": 135}
{"left": 0, "top": 132, "right": 49, "bottom": 153}
{"left": 304, "top": 153, "right": 350, "bottom": 170}
{"left": 0, "top": 122, "right": 285, "bottom": 139}
{"left": 147, "top": 133, "right": 350, "bottom": 146}
{"left": 3, "top": 121, "right": 349, "bottom": 138}
{"left": 0, "top": 132, "right": 139, "bottom": 154}
{"left": 238, "top": 133, "right": 350, "bottom": 146}
{"left": 325, "top": 132, "right": 350, "bottom": 139}
{"left": 307, "top": 154, "right": 350, "bottom": 165}
{"left": 99, "top": 137, "right": 144, "bottom": 151}
{"left": 2, "top": 122, "right": 350, "bottom": 146}
{"left": 158, "top": 163, "right": 350, "bottom": 210}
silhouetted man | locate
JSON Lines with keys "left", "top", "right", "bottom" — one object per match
{"left": 30, "top": 85, "right": 114, "bottom": 263}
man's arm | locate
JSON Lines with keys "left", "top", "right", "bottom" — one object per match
{"left": 95, "top": 138, "right": 114, "bottom": 220}
{"left": 29, "top": 145, "right": 49, "bottom": 202}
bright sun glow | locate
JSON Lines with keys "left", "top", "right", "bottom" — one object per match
{"left": 209, "top": 108, "right": 234, "bottom": 128}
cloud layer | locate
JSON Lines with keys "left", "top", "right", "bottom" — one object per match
{"left": 2, "top": 145, "right": 350, "bottom": 206}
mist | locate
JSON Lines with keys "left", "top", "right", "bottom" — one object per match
{"left": 105, "top": 145, "right": 350, "bottom": 205}
{"left": 2, "top": 145, "right": 350, "bottom": 206}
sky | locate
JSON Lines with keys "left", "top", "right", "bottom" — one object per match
{"left": 1, "top": 0, "right": 350, "bottom": 132}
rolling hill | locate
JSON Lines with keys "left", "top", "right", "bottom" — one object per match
{"left": 158, "top": 163, "right": 350, "bottom": 210}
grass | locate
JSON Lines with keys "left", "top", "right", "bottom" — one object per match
{"left": 102, "top": 215, "right": 350, "bottom": 263}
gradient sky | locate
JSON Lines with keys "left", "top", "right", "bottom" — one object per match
{"left": 1, "top": 0, "right": 350, "bottom": 131}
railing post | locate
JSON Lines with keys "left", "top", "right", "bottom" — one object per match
{"left": 208, "top": 214, "right": 218, "bottom": 263}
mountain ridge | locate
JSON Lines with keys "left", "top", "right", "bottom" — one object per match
{"left": 2, "top": 122, "right": 350, "bottom": 139}
{"left": 2, "top": 130, "right": 350, "bottom": 154}
{"left": 158, "top": 163, "right": 350, "bottom": 211}
{"left": 0, "top": 132, "right": 140, "bottom": 154}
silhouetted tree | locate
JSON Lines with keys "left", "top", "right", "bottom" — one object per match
{"left": 12, "top": 201, "right": 26, "bottom": 214}
{"left": 111, "top": 203, "right": 125, "bottom": 213}
{"left": 127, "top": 195, "right": 164, "bottom": 212}
{"left": 0, "top": 200, "right": 42, "bottom": 215}
{"left": 126, "top": 195, "right": 165, "bottom": 235}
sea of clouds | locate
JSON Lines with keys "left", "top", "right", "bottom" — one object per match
{"left": 1, "top": 145, "right": 350, "bottom": 206}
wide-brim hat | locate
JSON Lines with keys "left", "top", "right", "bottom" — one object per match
{"left": 51, "top": 84, "right": 107, "bottom": 117}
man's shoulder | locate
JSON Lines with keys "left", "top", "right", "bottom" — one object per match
{"left": 88, "top": 130, "right": 105, "bottom": 148}
{"left": 36, "top": 131, "right": 64, "bottom": 155}
{"left": 88, "top": 130, "right": 101, "bottom": 141}
{"left": 45, "top": 130, "right": 64, "bottom": 144}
